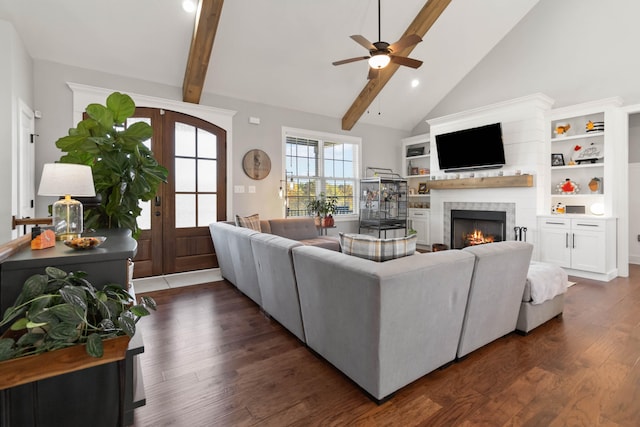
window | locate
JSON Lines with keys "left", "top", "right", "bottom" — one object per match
{"left": 283, "top": 127, "right": 361, "bottom": 218}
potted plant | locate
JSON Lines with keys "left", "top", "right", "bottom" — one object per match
{"left": 0, "top": 266, "right": 156, "bottom": 364}
{"left": 55, "top": 92, "right": 169, "bottom": 239}
{"left": 307, "top": 192, "right": 338, "bottom": 227}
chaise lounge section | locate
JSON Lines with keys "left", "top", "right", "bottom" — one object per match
{"left": 457, "top": 241, "right": 534, "bottom": 358}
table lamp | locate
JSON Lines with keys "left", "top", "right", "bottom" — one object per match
{"left": 37, "top": 163, "right": 96, "bottom": 240}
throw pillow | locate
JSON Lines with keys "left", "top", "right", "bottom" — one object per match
{"left": 235, "top": 213, "right": 261, "bottom": 231}
{"left": 339, "top": 233, "right": 417, "bottom": 262}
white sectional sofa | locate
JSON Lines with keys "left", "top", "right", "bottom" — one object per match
{"left": 209, "top": 219, "right": 537, "bottom": 402}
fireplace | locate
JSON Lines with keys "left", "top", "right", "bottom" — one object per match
{"left": 450, "top": 209, "right": 506, "bottom": 249}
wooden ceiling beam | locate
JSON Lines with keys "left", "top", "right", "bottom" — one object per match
{"left": 182, "top": 0, "right": 224, "bottom": 104}
{"left": 341, "top": 0, "right": 451, "bottom": 130}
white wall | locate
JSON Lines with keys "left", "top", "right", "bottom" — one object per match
{"left": 32, "top": 59, "right": 408, "bottom": 230}
{"left": 0, "top": 20, "right": 33, "bottom": 243}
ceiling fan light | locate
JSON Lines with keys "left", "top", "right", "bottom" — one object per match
{"left": 368, "top": 54, "right": 390, "bottom": 69}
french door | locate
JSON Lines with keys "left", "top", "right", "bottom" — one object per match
{"left": 132, "top": 108, "right": 227, "bottom": 278}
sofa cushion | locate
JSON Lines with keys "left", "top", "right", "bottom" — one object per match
{"left": 339, "top": 233, "right": 417, "bottom": 262}
{"left": 268, "top": 217, "right": 318, "bottom": 240}
{"left": 235, "top": 213, "right": 261, "bottom": 231}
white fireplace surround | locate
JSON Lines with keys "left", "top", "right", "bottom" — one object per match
{"left": 444, "top": 202, "right": 516, "bottom": 248}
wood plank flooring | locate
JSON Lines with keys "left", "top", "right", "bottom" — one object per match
{"left": 133, "top": 265, "right": 640, "bottom": 426}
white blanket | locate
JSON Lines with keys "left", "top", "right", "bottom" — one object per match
{"left": 527, "top": 261, "right": 569, "bottom": 305}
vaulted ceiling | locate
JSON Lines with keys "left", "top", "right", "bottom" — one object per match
{"left": 0, "top": 0, "right": 539, "bottom": 131}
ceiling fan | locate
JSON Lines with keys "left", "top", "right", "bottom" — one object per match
{"left": 332, "top": 0, "right": 424, "bottom": 79}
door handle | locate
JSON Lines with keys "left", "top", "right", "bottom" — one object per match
{"left": 155, "top": 196, "right": 161, "bottom": 206}
{"left": 565, "top": 232, "right": 568, "bottom": 248}
{"left": 572, "top": 233, "right": 575, "bottom": 249}
{"left": 155, "top": 211, "right": 161, "bottom": 217}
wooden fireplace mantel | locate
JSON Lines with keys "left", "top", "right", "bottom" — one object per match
{"left": 425, "top": 174, "right": 533, "bottom": 190}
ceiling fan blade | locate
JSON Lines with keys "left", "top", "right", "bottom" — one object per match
{"left": 388, "top": 34, "right": 422, "bottom": 53}
{"left": 350, "top": 35, "right": 375, "bottom": 50}
{"left": 389, "top": 55, "right": 423, "bottom": 69}
{"left": 332, "top": 56, "right": 370, "bottom": 66}
{"left": 367, "top": 67, "right": 379, "bottom": 80}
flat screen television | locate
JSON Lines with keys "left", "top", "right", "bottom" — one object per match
{"left": 435, "top": 123, "right": 505, "bottom": 172}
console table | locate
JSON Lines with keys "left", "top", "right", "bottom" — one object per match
{"left": 0, "top": 229, "right": 144, "bottom": 427}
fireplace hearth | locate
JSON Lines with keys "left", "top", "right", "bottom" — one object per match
{"left": 451, "top": 209, "right": 506, "bottom": 249}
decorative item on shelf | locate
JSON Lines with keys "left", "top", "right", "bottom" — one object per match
{"left": 586, "top": 120, "right": 604, "bottom": 133}
{"left": 551, "top": 153, "right": 565, "bottom": 167}
{"left": 552, "top": 202, "right": 566, "bottom": 214}
{"left": 588, "top": 177, "right": 603, "bottom": 194}
{"left": 30, "top": 228, "right": 56, "bottom": 250}
{"left": 573, "top": 142, "right": 603, "bottom": 164}
{"left": 37, "top": 163, "right": 96, "bottom": 241}
{"left": 419, "top": 168, "right": 429, "bottom": 175}
{"left": 406, "top": 146, "right": 425, "bottom": 157}
{"left": 64, "top": 236, "right": 107, "bottom": 250}
{"left": 590, "top": 202, "right": 605, "bottom": 216}
{"left": 418, "top": 182, "right": 428, "bottom": 194}
{"left": 554, "top": 123, "right": 571, "bottom": 136}
{"left": 557, "top": 178, "right": 579, "bottom": 195}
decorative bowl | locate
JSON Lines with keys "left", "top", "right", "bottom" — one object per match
{"left": 64, "top": 236, "right": 107, "bottom": 250}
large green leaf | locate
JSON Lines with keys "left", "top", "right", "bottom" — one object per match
{"left": 117, "top": 312, "right": 136, "bottom": 337}
{"left": 45, "top": 267, "right": 68, "bottom": 280}
{"left": 0, "top": 338, "right": 16, "bottom": 361}
{"left": 140, "top": 296, "right": 157, "bottom": 311}
{"left": 47, "top": 322, "right": 80, "bottom": 341}
{"left": 85, "top": 333, "right": 104, "bottom": 358}
{"left": 121, "top": 121, "right": 152, "bottom": 141}
{"left": 20, "top": 274, "right": 48, "bottom": 302}
{"left": 29, "top": 309, "right": 59, "bottom": 327}
{"left": 129, "top": 305, "right": 150, "bottom": 317}
{"left": 49, "top": 303, "right": 84, "bottom": 324}
{"left": 59, "top": 286, "right": 88, "bottom": 312}
{"left": 86, "top": 103, "right": 114, "bottom": 130}
{"left": 106, "top": 92, "right": 135, "bottom": 124}
{"left": 17, "top": 332, "right": 44, "bottom": 347}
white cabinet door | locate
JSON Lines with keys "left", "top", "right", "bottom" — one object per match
{"left": 570, "top": 219, "right": 609, "bottom": 273}
{"left": 409, "top": 210, "right": 429, "bottom": 245}
{"left": 539, "top": 227, "right": 571, "bottom": 268}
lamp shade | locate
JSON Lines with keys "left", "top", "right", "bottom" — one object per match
{"left": 38, "top": 163, "right": 96, "bottom": 197}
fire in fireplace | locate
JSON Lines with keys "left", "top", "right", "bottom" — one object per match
{"left": 451, "top": 210, "right": 506, "bottom": 249}
{"left": 465, "top": 229, "right": 495, "bottom": 246}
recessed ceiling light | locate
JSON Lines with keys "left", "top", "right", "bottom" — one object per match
{"left": 411, "top": 79, "right": 420, "bottom": 88}
{"left": 182, "top": 0, "right": 197, "bottom": 13}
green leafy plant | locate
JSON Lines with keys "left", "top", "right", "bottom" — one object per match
{"left": 0, "top": 267, "right": 156, "bottom": 361}
{"left": 55, "top": 92, "right": 168, "bottom": 238}
{"left": 307, "top": 192, "right": 338, "bottom": 217}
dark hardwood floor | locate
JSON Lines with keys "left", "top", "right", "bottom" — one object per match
{"left": 133, "top": 264, "right": 640, "bottom": 426}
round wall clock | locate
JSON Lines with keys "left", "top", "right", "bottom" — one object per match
{"left": 242, "top": 149, "right": 271, "bottom": 180}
